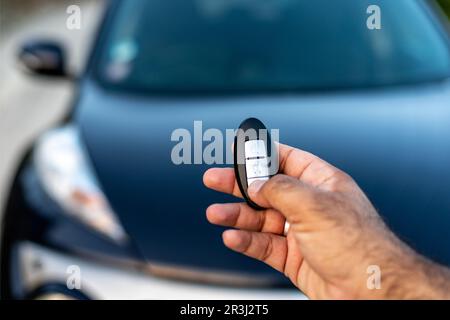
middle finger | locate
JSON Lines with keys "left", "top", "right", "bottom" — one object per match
{"left": 206, "top": 202, "right": 286, "bottom": 235}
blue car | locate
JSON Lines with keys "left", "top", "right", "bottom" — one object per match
{"left": 1, "top": 0, "right": 450, "bottom": 299}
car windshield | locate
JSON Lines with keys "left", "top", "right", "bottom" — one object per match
{"left": 94, "top": 0, "right": 450, "bottom": 93}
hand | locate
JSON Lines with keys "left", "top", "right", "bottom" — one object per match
{"left": 203, "top": 143, "right": 450, "bottom": 299}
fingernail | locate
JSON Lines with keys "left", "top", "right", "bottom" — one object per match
{"left": 248, "top": 179, "right": 265, "bottom": 195}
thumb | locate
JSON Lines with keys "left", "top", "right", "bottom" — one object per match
{"left": 248, "top": 174, "right": 320, "bottom": 223}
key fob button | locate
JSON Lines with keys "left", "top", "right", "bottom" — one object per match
{"left": 247, "top": 176, "right": 270, "bottom": 187}
{"left": 244, "top": 140, "right": 267, "bottom": 158}
{"left": 245, "top": 158, "right": 269, "bottom": 179}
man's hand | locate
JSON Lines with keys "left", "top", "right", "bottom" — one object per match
{"left": 203, "top": 143, "right": 450, "bottom": 299}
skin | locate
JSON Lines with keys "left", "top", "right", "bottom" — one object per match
{"left": 203, "top": 143, "right": 450, "bottom": 299}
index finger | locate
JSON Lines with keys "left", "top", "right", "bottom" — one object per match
{"left": 203, "top": 144, "right": 337, "bottom": 197}
{"left": 203, "top": 167, "right": 243, "bottom": 198}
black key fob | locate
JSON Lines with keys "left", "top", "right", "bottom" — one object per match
{"left": 234, "top": 118, "right": 278, "bottom": 210}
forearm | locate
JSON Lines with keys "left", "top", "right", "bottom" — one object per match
{"left": 407, "top": 256, "right": 450, "bottom": 299}
{"left": 355, "top": 221, "right": 450, "bottom": 300}
{"left": 374, "top": 234, "right": 450, "bottom": 299}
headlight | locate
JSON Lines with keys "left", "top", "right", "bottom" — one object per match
{"left": 33, "top": 126, "right": 127, "bottom": 243}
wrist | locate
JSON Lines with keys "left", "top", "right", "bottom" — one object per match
{"left": 365, "top": 237, "right": 450, "bottom": 299}
{"left": 352, "top": 225, "right": 428, "bottom": 299}
{"left": 409, "top": 256, "right": 450, "bottom": 299}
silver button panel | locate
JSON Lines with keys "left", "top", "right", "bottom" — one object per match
{"left": 244, "top": 140, "right": 270, "bottom": 186}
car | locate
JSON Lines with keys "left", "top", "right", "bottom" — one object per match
{"left": 1, "top": 0, "right": 450, "bottom": 299}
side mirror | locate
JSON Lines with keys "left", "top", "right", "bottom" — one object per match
{"left": 18, "top": 40, "right": 68, "bottom": 77}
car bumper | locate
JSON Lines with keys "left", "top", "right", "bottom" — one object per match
{"left": 15, "top": 241, "right": 305, "bottom": 300}
{"left": 2, "top": 161, "right": 301, "bottom": 299}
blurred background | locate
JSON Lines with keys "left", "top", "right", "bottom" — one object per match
{"left": 439, "top": 0, "right": 450, "bottom": 16}
{"left": 0, "top": 0, "right": 104, "bottom": 215}
{"left": 1, "top": 0, "right": 449, "bottom": 223}
{"left": 1, "top": 0, "right": 450, "bottom": 300}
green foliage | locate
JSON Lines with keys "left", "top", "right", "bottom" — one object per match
{"left": 438, "top": 0, "right": 450, "bottom": 18}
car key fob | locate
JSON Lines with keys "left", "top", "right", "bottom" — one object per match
{"left": 234, "top": 118, "right": 278, "bottom": 210}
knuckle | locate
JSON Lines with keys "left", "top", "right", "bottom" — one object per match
{"left": 334, "top": 170, "right": 353, "bottom": 183}
{"left": 232, "top": 204, "right": 245, "bottom": 226}
{"left": 260, "top": 236, "right": 273, "bottom": 262}
{"left": 325, "top": 170, "right": 354, "bottom": 192}
{"left": 257, "top": 211, "right": 266, "bottom": 232}
{"left": 240, "top": 233, "right": 253, "bottom": 254}
{"left": 266, "top": 174, "right": 298, "bottom": 194}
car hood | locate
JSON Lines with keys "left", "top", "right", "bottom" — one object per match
{"left": 76, "top": 80, "right": 450, "bottom": 279}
